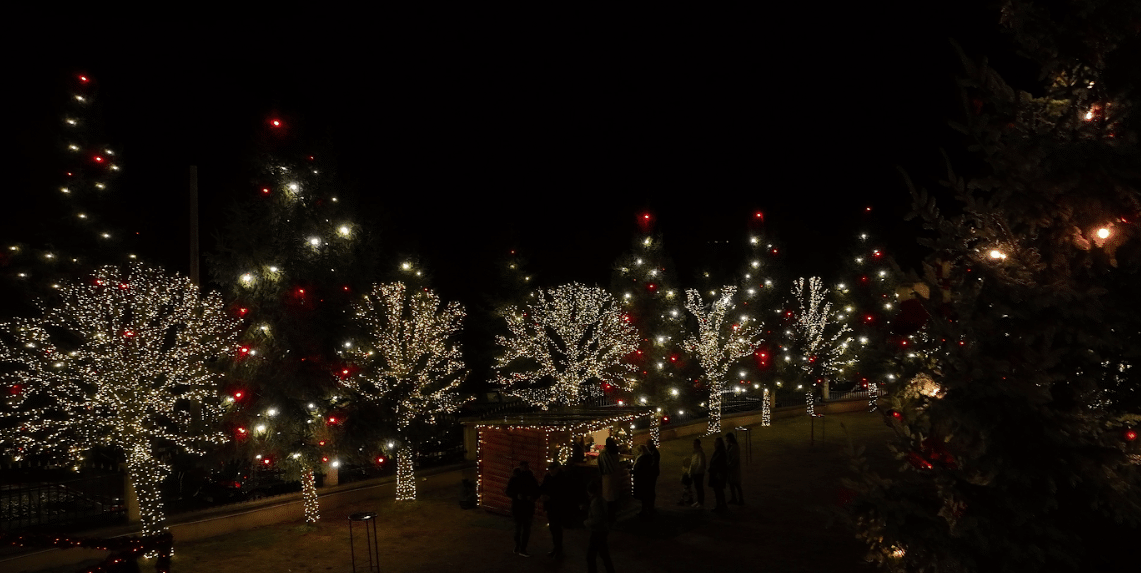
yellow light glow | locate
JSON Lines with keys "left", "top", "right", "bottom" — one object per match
{"left": 1097, "top": 228, "right": 1110, "bottom": 239}
{"left": 989, "top": 249, "right": 1007, "bottom": 260}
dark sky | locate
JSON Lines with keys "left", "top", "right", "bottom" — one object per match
{"left": 5, "top": 8, "right": 1034, "bottom": 307}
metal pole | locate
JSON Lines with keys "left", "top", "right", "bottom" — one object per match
{"left": 189, "top": 166, "right": 199, "bottom": 285}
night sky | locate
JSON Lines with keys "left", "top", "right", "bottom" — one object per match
{"left": 5, "top": 7, "right": 1035, "bottom": 309}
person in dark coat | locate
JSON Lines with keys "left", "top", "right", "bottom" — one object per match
{"left": 725, "top": 432, "right": 744, "bottom": 505}
{"left": 584, "top": 479, "right": 615, "bottom": 573}
{"left": 708, "top": 437, "right": 729, "bottom": 512}
{"left": 632, "top": 444, "right": 654, "bottom": 517}
{"left": 505, "top": 461, "right": 539, "bottom": 556}
{"left": 646, "top": 441, "right": 661, "bottom": 514}
{"left": 539, "top": 461, "right": 573, "bottom": 558}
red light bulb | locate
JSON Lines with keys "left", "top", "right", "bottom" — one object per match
{"left": 1126, "top": 429, "right": 1137, "bottom": 441}
{"left": 78, "top": 75, "right": 89, "bottom": 83}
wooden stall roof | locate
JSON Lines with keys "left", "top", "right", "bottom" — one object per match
{"left": 473, "top": 406, "right": 655, "bottom": 431}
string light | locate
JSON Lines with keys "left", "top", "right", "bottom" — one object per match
{"left": 0, "top": 264, "right": 240, "bottom": 537}
{"left": 493, "top": 283, "right": 638, "bottom": 408}
{"left": 788, "top": 277, "right": 854, "bottom": 413}
{"left": 340, "top": 282, "right": 470, "bottom": 501}
{"left": 683, "top": 286, "right": 765, "bottom": 434}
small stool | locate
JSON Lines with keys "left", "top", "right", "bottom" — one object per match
{"left": 735, "top": 426, "right": 752, "bottom": 465}
{"left": 348, "top": 512, "right": 380, "bottom": 573}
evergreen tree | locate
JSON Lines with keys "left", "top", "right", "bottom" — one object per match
{"left": 3, "top": 73, "right": 139, "bottom": 313}
{"left": 207, "top": 120, "right": 379, "bottom": 523}
{"left": 846, "top": 3, "right": 1141, "bottom": 570}
{"left": 609, "top": 214, "right": 693, "bottom": 416}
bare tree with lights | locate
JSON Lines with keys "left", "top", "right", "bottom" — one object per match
{"left": 683, "top": 286, "right": 766, "bottom": 435}
{"left": 493, "top": 283, "right": 639, "bottom": 409}
{"left": 340, "top": 282, "right": 469, "bottom": 501}
{"left": 784, "top": 277, "right": 854, "bottom": 412}
{"left": 0, "top": 264, "right": 239, "bottom": 538}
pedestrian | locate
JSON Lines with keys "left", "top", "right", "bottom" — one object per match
{"left": 505, "top": 460, "right": 539, "bottom": 557}
{"left": 678, "top": 458, "right": 693, "bottom": 506}
{"left": 646, "top": 441, "right": 661, "bottom": 514}
{"left": 539, "top": 461, "right": 573, "bottom": 559}
{"left": 584, "top": 480, "right": 615, "bottom": 573}
{"left": 708, "top": 437, "right": 728, "bottom": 512}
{"left": 632, "top": 444, "right": 654, "bottom": 517}
{"left": 689, "top": 438, "right": 706, "bottom": 508}
{"left": 598, "top": 436, "right": 621, "bottom": 520}
{"left": 725, "top": 432, "right": 744, "bottom": 505}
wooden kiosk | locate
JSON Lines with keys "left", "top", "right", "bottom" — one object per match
{"left": 473, "top": 407, "right": 657, "bottom": 516}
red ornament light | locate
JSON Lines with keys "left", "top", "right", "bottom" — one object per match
{"left": 261, "top": 187, "right": 271, "bottom": 195}
{"left": 327, "top": 416, "right": 337, "bottom": 425}
{"left": 78, "top": 75, "right": 89, "bottom": 83}
{"left": 318, "top": 440, "right": 326, "bottom": 446}
{"left": 9, "top": 384, "right": 21, "bottom": 396}
{"left": 262, "top": 458, "right": 271, "bottom": 465}
{"left": 322, "top": 456, "right": 329, "bottom": 463}
{"left": 123, "top": 330, "right": 135, "bottom": 338}
{"left": 377, "top": 456, "right": 386, "bottom": 464}
{"left": 233, "top": 391, "right": 244, "bottom": 400}
{"left": 238, "top": 307, "right": 249, "bottom": 316}
{"left": 661, "top": 415, "right": 671, "bottom": 424}
{"left": 771, "top": 248, "right": 779, "bottom": 255}
{"left": 872, "top": 250, "right": 882, "bottom": 259}
{"left": 647, "top": 283, "right": 657, "bottom": 292}
{"left": 93, "top": 155, "right": 104, "bottom": 163}
{"left": 890, "top": 410, "right": 903, "bottom": 420}
{"left": 670, "top": 355, "right": 678, "bottom": 362}
{"left": 1126, "top": 429, "right": 1137, "bottom": 441}
{"left": 237, "top": 427, "right": 247, "bottom": 434}
{"left": 270, "top": 118, "right": 282, "bottom": 128}
{"left": 755, "top": 211, "right": 764, "bottom": 222}
{"left": 238, "top": 346, "right": 250, "bottom": 355}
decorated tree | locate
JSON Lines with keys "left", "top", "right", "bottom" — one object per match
{"left": 4, "top": 73, "right": 139, "bottom": 313}
{"left": 781, "top": 277, "right": 854, "bottom": 413}
{"left": 845, "top": 2, "right": 1141, "bottom": 570}
{"left": 682, "top": 286, "right": 766, "bottom": 434}
{"left": 0, "top": 264, "right": 239, "bottom": 537}
{"left": 609, "top": 213, "right": 693, "bottom": 415}
{"left": 493, "top": 283, "right": 639, "bottom": 409}
{"left": 339, "top": 281, "right": 469, "bottom": 501}
{"left": 207, "top": 122, "right": 379, "bottom": 523}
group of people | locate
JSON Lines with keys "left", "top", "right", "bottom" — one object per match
{"left": 681, "top": 432, "right": 743, "bottom": 512}
{"left": 504, "top": 436, "right": 662, "bottom": 573}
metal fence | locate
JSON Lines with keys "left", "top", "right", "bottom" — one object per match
{"left": 1, "top": 470, "right": 127, "bottom": 533}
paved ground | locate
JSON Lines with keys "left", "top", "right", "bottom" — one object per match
{"left": 175, "top": 411, "right": 894, "bottom": 573}
{"left": 46, "top": 410, "right": 896, "bottom": 573}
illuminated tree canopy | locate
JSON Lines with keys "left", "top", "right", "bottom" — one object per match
{"left": 0, "top": 264, "right": 240, "bottom": 536}
{"left": 682, "top": 286, "right": 765, "bottom": 434}
{"left": 341, "top": 281, "right": 468, "bottom": 500}
{"left": 494, "top": 283, "right": 639, "bottom": 409}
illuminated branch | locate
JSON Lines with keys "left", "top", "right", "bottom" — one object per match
{"left": 493, "top": 283, "right": 639, "bottom": 409}
{"left": 788, "top": 277, "right": 854, "bottom": 411}
{"left": 683, "top": 287, "right": 765, "bottom": 434}
{"left": 0, "top": 264, "right": 239, "bottom": 537}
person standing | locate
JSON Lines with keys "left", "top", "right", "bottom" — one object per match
{"left": 646, "top": 441, "right": 661, "bottom": 514}
{"left": 632, "top": 445, "right": 654, "bottom": 517}
{"left": 584, "top": 480, "right": 615, "bottom": 573}
{"left": 505, "top": 461, "right": 539, "bottom": 557}
{"left": 539, "top": 461, "right": 573, "bottom": 559}
{"left": 708, "top": 437, "right": 729, "bottom": 512}
{"left": 725, "top": 432, "right": 744, "bottom": 505}
{"left": 598, "top": 437, "right": 621, "bottom": 520}
{"left": 689, "top": 438, "right": 706, "bottom": 508}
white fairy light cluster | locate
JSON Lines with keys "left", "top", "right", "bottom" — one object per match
{"left": 340, "top": 282, "right": 469, "bottom": 501}
{"left": 301, "top": 469, "right": 319, "bottom": 523}
{"left": 493, "top": 283, "right": 639, "bottom": 409}
{"left": 0, "top": 264, "right": 239, "bottom": 537}
{"left": 788, "top": 277, "right": 854, "bottom": 413}
{"left": 682, "top": 287, "right": 766, "bottom": 435}
{"left": 868, "top": 381, "right": 879, "bottom": 411}
{"left": 762, "top": 388, "right": 771, "bottom": 426}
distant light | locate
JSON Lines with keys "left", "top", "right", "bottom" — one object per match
{"left": 1097, "top": 228, "right": 1111, "bottom": 239}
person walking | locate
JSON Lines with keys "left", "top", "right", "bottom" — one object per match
{"left": 632, "top": 445, "right": 654, "bottom": 517}
{"left": 725, "top": 432, "right": 744, "bottom": 505}
{"left": 584, "top": 480, "right": 615, "bottom": 573}
{"left": 539, "top": 461, "right": 573, "bottom": 559}
{"left": 708, "top": 437, "right": 729, "bottom": 512}
{"left": 505, "top": 461, "right": 539, "bottom": 556}
{"left": 689, "top": 438, "right": 707, "bottom": 508}
{"left": 598, "top": 437, "right": 621, "bottom": 520}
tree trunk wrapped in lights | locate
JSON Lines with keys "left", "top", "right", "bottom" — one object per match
{"left": 0, "top": 264, "right": 239, "bottom": 537}
{"left": 682, "top": 286, "right": 766, "bottom": 435}
{"left": 340, "top": 282, "right": 469, "bottom": 501}
{"left": 493, "top": 283, "right": 639, "bottom": 409}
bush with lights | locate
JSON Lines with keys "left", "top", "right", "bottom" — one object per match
{"left": 207, "top": 120, "right": 380, "bottom": 523}
{"left": 843, "top": 3, "right": 1141, "bottom": 570}
{"left": 0, "top": 264, "right": 239, "bottom": 538}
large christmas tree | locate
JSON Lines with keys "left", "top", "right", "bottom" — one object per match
{"left": 846, "top": 2, "right": 1141, "bottom": 570}
{"left": 207, "top": 119, "right": 379, "bottom": 523}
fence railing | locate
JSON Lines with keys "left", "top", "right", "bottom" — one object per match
{"left": 0, "top": 472, "right": 127, "bottom": 533}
